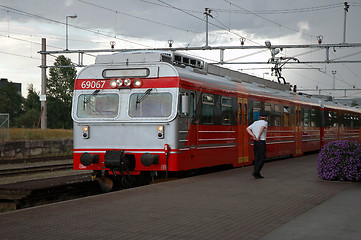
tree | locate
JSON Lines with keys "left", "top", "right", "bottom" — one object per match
{"left": 15, "top": 84, "right": 41, "bottom": 128}
{"left": 24, "top": 84, "right": 40, "bottom": 112}
{"left": 46, "top": 55, "right": 77, "bottom": 129}
{"left": 47, "top": 55, "right": 77, "bottom": 107}
{"left": 0, "top": 79, "right": 24, "bottom": 126}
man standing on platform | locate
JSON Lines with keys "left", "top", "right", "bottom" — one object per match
{"left": 246, "top": 113, "right": 268, "bottom": 179}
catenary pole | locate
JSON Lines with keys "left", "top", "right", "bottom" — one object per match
{"left": 40, "top": 38, "right": 47, "bottom": 129}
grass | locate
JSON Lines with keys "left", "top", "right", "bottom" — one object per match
{"left": 0, "top": 128, "right": 73, "bottom": 141}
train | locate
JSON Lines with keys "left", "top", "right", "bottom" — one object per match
{"left": 71, "top": 50, "right": 361, "bottom": 191}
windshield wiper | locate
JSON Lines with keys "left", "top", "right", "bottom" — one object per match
{"left": 84, "top": 89, "right": 100, "bottom": 104}
{"left": 136, "top": 88, "right": 153, "bottom": 104}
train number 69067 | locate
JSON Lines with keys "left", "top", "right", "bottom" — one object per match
{"left": 80, "top": 80, "right": 105, "bottom": 89}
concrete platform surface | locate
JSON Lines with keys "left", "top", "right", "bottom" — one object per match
{"left": 0, "top": 154, "right": 360, "bottom": 240}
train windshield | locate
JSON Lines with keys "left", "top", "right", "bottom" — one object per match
{"left": 129, "top": 92, "right": 172, "bottom": 117}
{"left": 77, "top": 93, "right": 119, "bottom": 118}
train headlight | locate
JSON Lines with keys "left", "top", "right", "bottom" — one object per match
{"left": 109, "top": 80, "right": 117, "bottom": 88}
{"left": 82, "top": 125, "right": 89, "bottom": 139}
{"left": 133, "top": 78, "right": 143, "bottom": 87}
{"left": 124, "top": 78, "right": 131, "bottom": 87}
{"left": 116, "top": 78, "right": 123, "bottom": 87}
{"left": 157, "top": 125, "right": 164, "bottom": 139}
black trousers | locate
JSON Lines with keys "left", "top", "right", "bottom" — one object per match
{"left": 253, "top": 140, "right": 266, "bottom": 175}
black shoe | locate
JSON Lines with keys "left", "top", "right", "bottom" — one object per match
{"left": 251, "top": 172, "right": 261, "bottom": 179}
{"left": 258, "top": 174, "right": 264, "bottom": 178}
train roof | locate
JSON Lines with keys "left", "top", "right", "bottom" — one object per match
{"left": 93, "top": 51, "right": 361, "bottom": 113}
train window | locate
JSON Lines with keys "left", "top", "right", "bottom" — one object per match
{"left": 289, "top": 106, "right": 295, "bottom": 127}
{"left": 179, "top": 92, "right": 195, "bottom": 118}
{"left": 311, "top": 109, "right": 316, "bottom": 127}
{"left": 303, "top": 108, "right": 310, "bottom": 127}
{"left": 221, "top": 97, "right": 232, "bottom": 125}
{"left": 129, "top": 93, "right": 172, "bottom": 117}
{"left": 342, "top": 113, "right": 359, "bottom": 128}
{"left": 283, "top": 106, "right": 289, "bottom": 126}
{"left": 265, "top": 103, "right": 272, "bottom": 112}
{"left": 332, "top": 112, "right": 338, "bottom": 127}
{"left": 275, "top": 104, "right": 281, "bottom": 112}
{"left": 274, "top": 104, "right": 281, "bottom": 126}
{"left": 265, "top": 103, "right": 274, "bottom": 126}
{"left": 77, "top": 93, "right": 119, "bottom": 118}
{"left": 325, "top": 111, "right": 338, "bottom": 127}
{"left": 252, "top": 101, "right": 261, "bottom": 121}
{"left": 354, "top": 115, "right": 360, "bottom": 128}
{"left": 201, "top": 94, "right": 214, "bottom": 124}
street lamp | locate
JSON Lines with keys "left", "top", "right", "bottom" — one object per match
{"left": 66, "top": 14, "right": 77, "bottom": 50}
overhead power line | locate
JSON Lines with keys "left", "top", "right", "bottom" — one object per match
{"left": 156, "top": 0, "right": 262, "bottom": 46}
{"left": 224, "top": 0, "right": 316, "bottom": 38}
{"left": 77, "top": 0, "right": 199, "bottom": 35}
{"left": 215, "top": 3, "right": 344, "bottom": 15}
{"left": 0, "top": 4, "right": 150, "bottom": 48}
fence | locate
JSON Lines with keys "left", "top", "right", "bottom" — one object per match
{"left": 0, "top": 114, "right": 9, "bottom": 140}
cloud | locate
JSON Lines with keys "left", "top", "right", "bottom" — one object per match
{"left": 297, "top": 21, "right": 310, "bottom": 32}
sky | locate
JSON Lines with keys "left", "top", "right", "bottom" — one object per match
{"left": 0, "top": 0, "right": 361, "bottom": 98}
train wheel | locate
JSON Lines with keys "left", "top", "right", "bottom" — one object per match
{"left": 96, "top": 176, "right": 114, "bottom": 192}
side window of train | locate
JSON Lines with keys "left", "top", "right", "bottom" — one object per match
{"left": 354, "top": 115, "right": 360, "bottom": 128}
{"left": 342, "top": 113, "right": 349, "bottom": 127}
{"left": 341, "top": 113, "right": 359, "bottom": 128}
{"left": 325, "top": 111, "right": 338, "bottom": 127}
{"left": 283, "top": 106, "right": 290, "bottom": 126}
{"left": 274, "top": 104, "right": 281, "bottom": 126}
{"left": 311, "top": 109, "right": 321, "bottom": 127}
{"left": 179, "top": 91, "right": 196, "bottom": 119}
{"left": 265, "top": 102, "right": 273, "bottom": 126}
{"left": 325, "top": 111, "right": 331, "bottom": 127}
{"left": 303, "top": 108, "right": 311, "bottom": 127}
{"left": 332, "top": 111, "right": 338, "bottom": 127}
{"left": 201, "top": 94, "right": 214, "bottom": 124}
{"left": 252, "top": 100, "right": 261, "bottom": 122}
{"left": 221, "top": 97, "right": 232, "bottom": 125}
{"left": 289, "top": 106, "right": 295, "bottom": 127}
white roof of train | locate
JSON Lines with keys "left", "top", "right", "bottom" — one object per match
{"left": 93, "top": 51, "right": 360, "bottom": 113}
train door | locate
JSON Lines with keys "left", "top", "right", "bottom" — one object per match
{"left": 188, "top": 92, "right": 197, "bottom": 150}
{"left": 294, "top": 105, "right": 302, "bottom": 156}
{"left": 237, "top": 97, "right": 250, "bottom": 165}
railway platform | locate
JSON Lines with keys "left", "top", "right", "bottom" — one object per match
{"left": 0, "top": 153, "right": 360, "bottom": 240}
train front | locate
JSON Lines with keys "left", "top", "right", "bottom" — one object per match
{"left": 71, "top": 52, "right": 179, "bottom": 190}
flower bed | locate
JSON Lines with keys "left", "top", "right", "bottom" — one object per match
{"left": 318, "top": 140, "right": 361, "bottom": 181}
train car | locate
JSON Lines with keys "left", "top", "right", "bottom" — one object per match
{"left": 71, "top": 51, "right": 361, "bottom": 190}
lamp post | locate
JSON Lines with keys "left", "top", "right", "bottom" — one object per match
{"left": 66, "top": 14, "right": 77, "bottom": 50}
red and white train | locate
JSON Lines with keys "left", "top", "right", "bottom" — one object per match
{"left": 71, "top": 51, "right": 361, "bottom": 190}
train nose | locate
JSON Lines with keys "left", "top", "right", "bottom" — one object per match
{"left": 80, "top": 152, "right": 99, "bottom": 166}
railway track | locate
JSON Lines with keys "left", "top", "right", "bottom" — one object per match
{"left": 0, "top": 157, "right": 98, "bottom": 212}
{"left": 0, "top": 156, "right": 232, "bottom": 213}
{"left": 0, "top": 163, "right": 74, "bottom": 177}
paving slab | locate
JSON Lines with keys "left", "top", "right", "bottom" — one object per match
{"left": 0, "top": 154, "right": 359, "bottom": 240}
